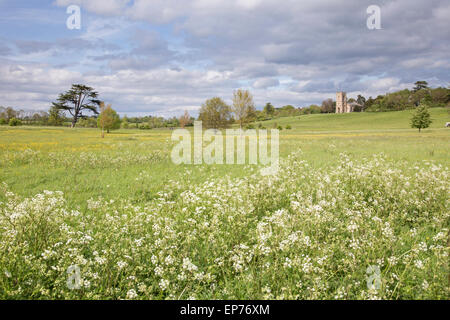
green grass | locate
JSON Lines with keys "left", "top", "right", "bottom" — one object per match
{"left": 261, "top": 107, "right": 449, "bottom": 131}
{"left": 2, "top": 108, "right": 447, "bottom": 204}
{"left": 0, "top": 108, "right": 448, "bottom": 207}
{"left": 0, "top": 108, "right": 449, "bottom": 300}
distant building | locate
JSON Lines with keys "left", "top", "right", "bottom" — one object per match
{"left": 336, "top": 92, "right": 360, "bottom": 113}
{"left": 336, "top": 92, "right": 349, "bottom": 113}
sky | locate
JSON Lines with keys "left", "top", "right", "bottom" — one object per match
{"left": 0, "top": 0, "right": 449, "bottom": 117}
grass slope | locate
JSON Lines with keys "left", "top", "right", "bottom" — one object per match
{"left": 261, "top": 107, "right": 449, "bottom": 131}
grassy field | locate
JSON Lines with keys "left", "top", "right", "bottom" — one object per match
{"left": 0, "top": 108, "right": 449, "bottom": 299}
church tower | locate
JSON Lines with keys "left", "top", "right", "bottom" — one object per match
{"left": 336, "top": 92, "right": 347, "bottom": 113}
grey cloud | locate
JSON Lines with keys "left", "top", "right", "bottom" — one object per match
{"left": 253, "top": 78, "right": 280, "bottom": 89}
{"left": 2, "top": 0, "right": 449, "bottom": 115}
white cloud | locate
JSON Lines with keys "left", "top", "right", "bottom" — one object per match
{"left": 0, "top": 0, "right": 448, "bottom": 115}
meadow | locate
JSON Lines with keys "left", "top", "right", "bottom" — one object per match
{"left": 0, "top": 108, "right": 449, "bottom": 299}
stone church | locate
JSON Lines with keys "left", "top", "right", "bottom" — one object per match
{"left": 335, "top": 92, "right": 360, "bottom": 113}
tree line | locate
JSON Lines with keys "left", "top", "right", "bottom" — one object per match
{"left": 1, "top": 81, "right": 448, "bottom": 131}
{"left": 360, "top": 81, "right": 449, "bottom": 112}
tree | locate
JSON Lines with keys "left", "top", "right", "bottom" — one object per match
{"left": 263, "top": 102, "right": 275, "bottom": 117}
{"left": 0, "top": 107, "right": 17, "bottom": 121}
{"left": 413, "top": 81, "right": 429, "bottom": 92}
{"left": 232, "top": 89, "right": 256, "bottom": 129}
{"left": 52, "top": 84, "right": 101, "bottom": 128}
{"left": 48, "top": 105, "right": 65, "bottom": 126}
{"left": 179, "top": 110, "right": 192, "bottom": 128}
{"left": 411, "top": 104, "right": 432, "bottom": 132}
{"left": 9, "top": 118, "right": 22, "bottom": 126}
{"left": 411, "top": 89, "right": 432, "bottom": 107}
{"left": 97, "top": 102, "right": 121, "bottom": 137}
{"left": 321, "top": 99, "right": 335, "bottom": 113}
{"left": 430, "top": 87, "right": 450, "bottom": 106}
{"left": 356, "top": 95, "right": 366, "bottom": 110}
{"left": 121, "top": 116, "right": 130, "bottom": 129}
{"left": 198, "top": 97, "right": 232, "bottom": 129}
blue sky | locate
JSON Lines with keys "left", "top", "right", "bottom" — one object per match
{"left": 0, "top": 0, "right": 449, "bottom": 117}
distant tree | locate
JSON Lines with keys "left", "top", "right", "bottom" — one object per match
{"left": 413, "top": 81, "right": 429, "bottom": 92}
{"left": 2, "top": 107, "right": 17, "bottom": 121}
{"left": 48, "top": 105, "right": 65, "bottom": 126}
{"left": 411, "top": 89, "right": 432, "bottom": 107}
{"left": 303, "top": 104, "right": 321, "bottom": 114}
{"left": 356, "top": 95, "right": 366, "bottom": 110}
{"left": 9, "top": 118, "right": 22, "bottom": 126}
{"left": 121, "top": 116, "right": 130, "bottom": 129}
{"left": 321, "top": 99, "right": 335, "bottom": 113}
{"left": 430, "top": 87, "right": 450, "bottom": 106}
{"left": 263, "top": 102, "right": 275, "bottom": 116}
{"left": 78, "top": 117, "right": 98, "bottom": 128}
{"left": 411, "top": 104, "right": 432, "bottom": 132}
{"left": 198, "top": 97, "right": 232, "bottom": 129}
{"left": 0, "top": 118, "right": 7, "bottom": 125}
{"left": 232, "top": 89, "right": 256, "bottom": 129}
{"left": 52, "top": 84, "right": 101, "bottom": 128}
{"left": 97, "top": 102, "right": 121, "bottom": 137}
{"left": 179, "top": 110, "right": 192, "bottom": 128}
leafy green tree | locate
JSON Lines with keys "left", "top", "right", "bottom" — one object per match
{"left": 9, "top": 118, "right": 22, "bottom": 126}
{"left": 263, "top": 102, "right": 275, "bottom": 116}
{"left": 52, "top": 84, "right": 101, "bottom": 128}
{"left": 411, "top": 89, "right": 432, "bottom": 107}
{"left": 78, "top": 117, "right": 98, "bottom": 128}
{"left": 121, "top": 116, "right": 130, "bottom": 129}
{"left": 232, "top": 89, "right": 256, "bottom": 129}
{"left": 411, "top": 104, "right": 432, "bottom": 132}
{"left": 97, "top": 102, "right": 121, "bottom": 137}
{"left": 356, "top": 95, "right": 366, "bottom": 110}
{"left": 302, "top": 104, "right": 321, "bottom": 114}
{"left": 413, "top": 81, "right": 429, "bottom": 92}
{"left": 198, "top": 97, "right": 232, "bottom": 129}
{"left": 430, "top": 87, "right": 450, "bottom": 106}
{"left": 278, "top": 105, "right": 297, "bottom": 117}
{"left": 48, "top": 105, "right": 65, "bottom": 126}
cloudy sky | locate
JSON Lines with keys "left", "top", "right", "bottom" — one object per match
{"left": 0, "top": 0, "right": 449, "bottom": 117}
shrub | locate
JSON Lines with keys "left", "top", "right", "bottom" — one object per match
{"left": 286, "top": 125, "right": 292, "bottom": 130}
{"left": 139, "top": 124, "right": 151, "bottom": 130}
{"left": 0, "top": 118, "right": 7, "bottom": 125}
{"left": 277, "top": 125, "right": 283, "bottom": 130}
{"left": 9, "top": 118, "right": 22, "bottom": 126}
